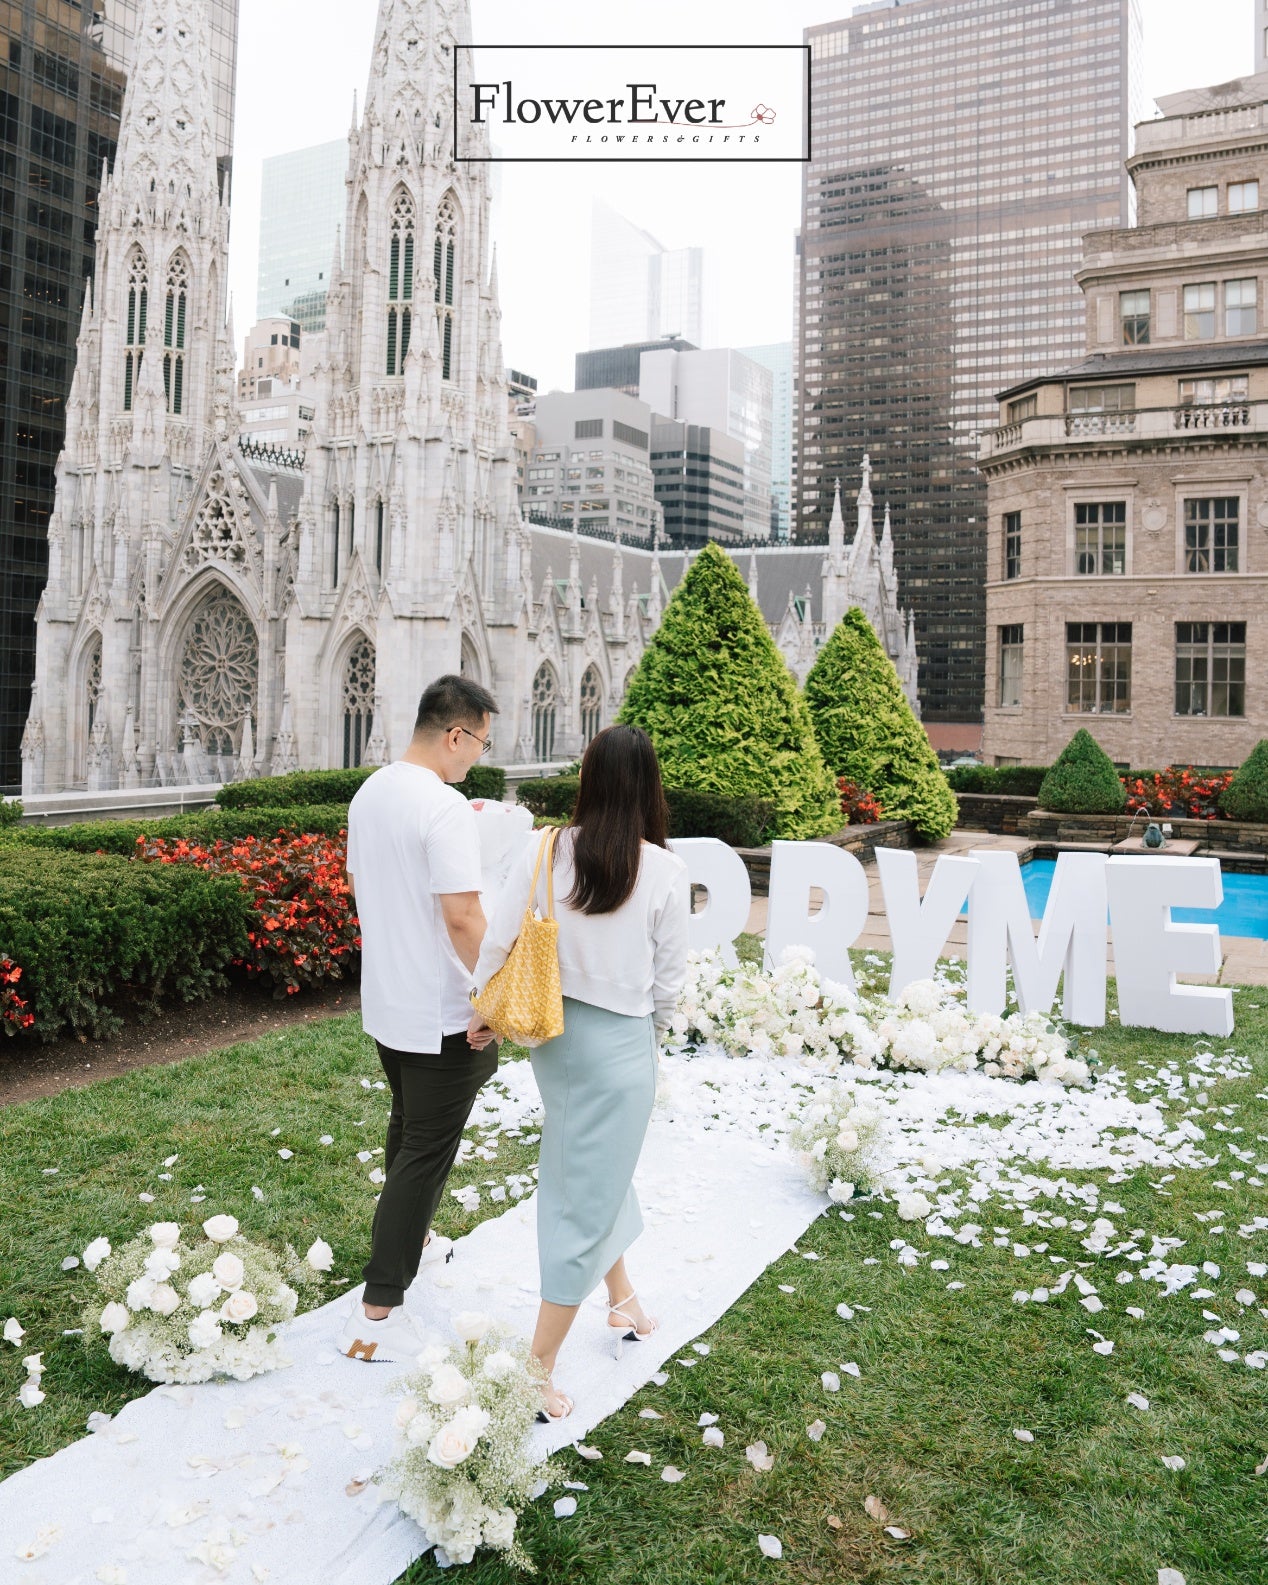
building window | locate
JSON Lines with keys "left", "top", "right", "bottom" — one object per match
{"left": 1003, "top": 511, "right": 1021, "bottom": 580}
{"left": 123, "top": 249, "right": 147, "bottom": 412}
{"left": 579, "top": 665, "right": 602, "bottom": 744}
{"left": 1184, "top": 497, "right": 1239, "bottom": 573}
{"left": 1178, "top": 374, "right": 1249, "bottom": 405}
{"left": 1074, "top": 502, "right": 1126, "bottom": 576}
{"left": 341, "top": 638, "right": 376, "bottom": 768}
{"left": 531, "top": 664, "right": 557, "bottom": 760}
{"left": 1225, "top": 278, "right": 1257, "bottom": 336}
{"left": 163, "top": 253, "right": 188, "bottom": 416}
{"left": 330, "top": 499, "right": 341, "bottom": 587}
{"left": 1183, "top": 282, "right": 1216, "bottom": 339}
{"left": 1066, "top": 623, "right": 1132, "bottom": 714}
{"left": 999, "top": 625, "right": 1023, "bottom": 708}
{"left": 1187, "top": 186, "right": 1218, "bottom": 219}
{"left": 1175, "top": 622, "right": 1246, "bottom": 717}
{"left": 575, "top": 418, "right": 603, "bottom": 440}
{"left": 1229, "top": 180, "right": 1259, "bottom": 214}
{"left": 375, "top": 500, "right": 385, "bottom": 574}
{"left": 1005, "top": 394, "right": 1037, "bottom": 423}
{"left": 386, "top": 189, "right": 415, "bottom": 377}
{"left": 1120, "top": 289, "right": 1150, "bottom": 345}
{"left": 1068, "top": 384, "right": 1134, "bottom": 413}
{"left": 434, "top": 193, "right": 457, "bottom": 382}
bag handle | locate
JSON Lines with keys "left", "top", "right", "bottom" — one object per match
{"left": 528, "top": 826, "right": 560, "bottom": 921}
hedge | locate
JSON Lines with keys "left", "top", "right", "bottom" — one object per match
{"left": 1037, "top": 729, "right": 1127, "bottom": 815}
{"left": 515, "top": 777, "right": 776, "bottom": 849}
{"left": 6, "top": 806, "right": 352, "bottom": 857}
{"left": 216, "top": 764, "right": 507, "bottom": 809}
{"left": 0, "top": 849, "right": 251, "bottom": 1042}
{"left": 0, "top": 799, "right": 22, "bottom": 828}
{"left": 946, "top": 765, "right": 1048, "bottom": 797}
{"left": 1220, "top": 739, "right": 1268, "bottom": 822}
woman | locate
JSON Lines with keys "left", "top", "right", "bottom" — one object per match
{"left": 468, "top": 725, "right": 689, "bottom": 1420}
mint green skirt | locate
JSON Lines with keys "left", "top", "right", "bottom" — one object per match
{"left": 530, "top": 996, "right": 658, "bottom": 1306}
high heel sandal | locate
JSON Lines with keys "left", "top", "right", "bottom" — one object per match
{"left": 534, "top": 1383, "right": 574, "bottom": 1424}
{"left": 608, "top": 1292, "right": 660, "bottom": 1361}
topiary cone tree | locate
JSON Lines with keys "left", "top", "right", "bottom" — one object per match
{"left": 618, "top": 542, "right": 841, "bottom": 839}
{"left": 1219, "top": 738, "right": 1268, "bottom": 822}
{"left": 1037, "top": 728, "right": 1127, "bottom": 814}
{"left": 803, "top": 607, "right": 958, "bottom": 843}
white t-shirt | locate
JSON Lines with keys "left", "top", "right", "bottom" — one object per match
{"left": 346, "top": 763, "right": 482, "bottom": 1053}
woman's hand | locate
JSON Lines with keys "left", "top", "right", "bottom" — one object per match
{"left": 467, "top": 1013, "right": 497, "bottom": 1050}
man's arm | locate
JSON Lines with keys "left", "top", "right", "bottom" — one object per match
{"left": 345, "top": 870, "right": 355, "bottom": 902}
{"left": 440, "top": 890, "right": 487, "bottom": 975}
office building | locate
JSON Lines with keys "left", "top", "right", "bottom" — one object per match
{"left": 798, "top": 0, "right": 1141, "bottom": 747}
{"left": 576, "top": 336, "right": 697, "bottom": 398}
{"left": 1259, "top": 1, "right": 1268, "bottom": 74}
{"left": 589, "top": 199, "right": 704, "bottom": 349}
{"left": 257, "top": 137, "right": 348, "bottom": 334}
{"left": 739, "top": 341, "right": 794, "bottom": 540}
{"left": 0, "top": 0, "right": 237, "bottom": 789}
{"left": 982, "top": 69, "right": 1268, "bottom": 771}
{"left": 640, "top": 346, "right": 773, "bottom": 540}
{"left": 238, "top": 317, "right": 301, "bottom": 402}
{"left": 525, "top": 391, "right": 663, "bottom": 541}
{"left": 650, "top": 420, "right": 746, "bottom": 546}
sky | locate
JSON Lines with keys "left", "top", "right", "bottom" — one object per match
{"left": 226, "top": 0, "right": 1257, "bottom": 393}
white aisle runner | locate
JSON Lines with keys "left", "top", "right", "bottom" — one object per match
{"left": 0, "top": 1113, "right": 823, "bottom": 1585}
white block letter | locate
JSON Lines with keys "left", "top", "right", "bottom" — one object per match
{"left": 966, "top": 851, "right": 1107, "bottom": 1026}
{"left": 876, "top": 848, "right": 979, "bottom": 997}
{"left": 1106, "top": 856, "right": 1233, "bottom": 1036}
{"left": 764, "top": 841, "right": 870, "bottom": 990}
{"left": 668, "top": 837, "right": 752, "bottom": 968}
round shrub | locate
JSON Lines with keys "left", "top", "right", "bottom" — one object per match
{"left": 1037, "top": 729, "right": 1126, "bottom": 815}
{"left": 1219, "top": 739, "right": 1268, "bottom": 822}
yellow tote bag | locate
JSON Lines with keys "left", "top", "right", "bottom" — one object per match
{"left": 470, "top": 826, "right": 565, "bottom": 1048}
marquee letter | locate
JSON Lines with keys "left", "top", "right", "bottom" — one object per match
{"left": 966, "top": 851, "right": 1107, "bottom": 1025}
{"left": 668, "top": 837, "right": 752, "bottom": 968}
{"left": 1106, "top": 856, "right": 1233, "bottom": 1036}
{"left": 876, "top": 848, "right": 979, "bottom": 996}
{"left": 764, "top": 841, "right": 869, "bottom": 990}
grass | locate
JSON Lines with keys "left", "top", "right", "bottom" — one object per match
{"left": 1, "top": 976, "right": 1266, "bottom": 1583}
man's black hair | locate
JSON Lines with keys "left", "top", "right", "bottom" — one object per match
{"left": 414, "top": 674, "right": 499, "bottom": 735}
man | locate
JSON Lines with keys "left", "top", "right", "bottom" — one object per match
{"left": 337, "top": 674, "right": 501, "bottom": 1362}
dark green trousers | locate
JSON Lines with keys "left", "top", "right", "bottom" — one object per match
{"left": 361, "top": 1032, "right": 499, "bottom": 1308}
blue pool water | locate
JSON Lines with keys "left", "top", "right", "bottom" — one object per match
{"left": 963, "top": 858, "right": 1268, "bottom": 941}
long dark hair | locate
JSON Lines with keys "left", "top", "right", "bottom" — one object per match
{"left": 565, "top": 725, "right": 670, "bottom": 915}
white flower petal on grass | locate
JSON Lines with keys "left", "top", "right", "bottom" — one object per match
{"left": 698, "top": 1412, "right": 719, "bottom": 1426}
{"left": 1012, "top": 1428, "right": 1034, "bottom": 1443}
{"left": 1158, "top": 1570, "right": 1187, "bottom": 1585}
{"left": 746, "top": 1441, "right": 775, "bottom": 1471}
{"left": 842, "top": 1362, "right": 861, "bottom": 1378}
{"left": 822, "top": 1372, "right": 840, "bottom": 1392}
{"left": 778, "top": 1284, "right": 796, "bottom": 1294}
{"left": 277, "top": 1149, "right": 294, "bottom": 1161}
{"left": 356, "top": 1150, "right": 373, "bottom": 1164}
{"left": 661, "top": 1465, "right": 686, "bottom": 1482}
{"left": 82, "top": 1238, "right": 111, "bottom": 1272}
{"left": 86, "top": 1412, "right": 113, "bottom": 1433}
{"left": 692, "top": 1342, "right": 711, "bottom": 1355}
{"left": 573, "top": 1444, "right": 603, "bottom": 1461}
{"left": 138, "top": 1193, "right": 155, "bottom": 1204}
{"left": 368, "top": 1168, "right": 386, "bottom": 1186}
{"left": 884, "top": 1526, "right": 912, "bottom": 1540}
{"left": 624, "top": 1450, "right": 652, "bottom": 1465}
{"left": 757, "top": 1534, "right": 783, "bottom": 1559}
{"left": 18, "top": 1380, "right": 45, "bottom": 1408}
{"left": 562, "top": 1481, "right": 588, "bottom": 1491}
{"left": 61, "top": 1256, "right": 80, "bottom": 1271}
{"left": 650, "top": 1371, "right": 669, "bottom": 1386}
{"left": 553, "top": 1496, "right": 577, "bottom": 1519}
{"left": 304, "top": 1239, "right": 334, "bottom": 1274}
{"left": 702, "top": 1427, "right": 725, "bottom": 1448}
{"left": 1127, "top": 1393, "right": 1150, "bottom": 1411}
{"left": 4, "top": 1317, "right": 24, "bottom": 1346}
{"left": 1092, "top": 1341, "right": 1115, "bottom": 1356}
{"left": 251, "top": 1187, "right": 265, "bottom": 1201}
{"left": 1126, "top": 1307, "right": 1145, "bottom": 1319}
{"left": 638, "top": 1409, "right": 662, "bottom": 1420}
{"left": 1160, "top": 1456, "right": 1186, "bottom": 1471}
{"left": 1235, "top": 1289, "right": 1257, "bottom": 1306}
{"left": 807, "top": 1420, "right": 826, "bottom": 1442}
{"left": 319, "top": 1136, "right": 334, "bottom": 1146}
{"left": 836, "top": 1303, "right": 855, "bottom": 1321}
{"left": 864, "top": 1495, "right": 890, "bottom": 1522}
{"left": 1248, "top": 1263, "right": 1267, "bottom": 1278}
{"left": 22, "top": 1352, "right": 44, "bottom": 1376}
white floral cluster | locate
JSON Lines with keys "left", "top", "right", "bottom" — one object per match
{"left": 81, "top": 1216, "right": 330, "bottom": 1385}
{"left": 668, "top": 949, "right": 1090, "bottom": 1088}
{"left": 381, "top": 1311, "right": 561, "bottom": 1572}
{"left": 788, "top": 1085, "right": 887, "bottom": 1202}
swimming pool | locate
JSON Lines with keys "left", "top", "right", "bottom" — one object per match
{"left": 965, "top": 857, "right": 1268, "bottom": 941}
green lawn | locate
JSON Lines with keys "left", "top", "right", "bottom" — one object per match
{"left": 1, "top": 981, "right": 1266, "bottom": 1584}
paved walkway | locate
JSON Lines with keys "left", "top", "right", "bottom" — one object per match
{"left": 742, "top": 831, "right": 1268, "bottom": 988}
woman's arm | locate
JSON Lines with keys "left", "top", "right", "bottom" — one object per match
{"left": 471, "top": 834, "right": 542, "bottom": 995}
{"left": 650, "top": 864, "right": 691, "bottom": 1033}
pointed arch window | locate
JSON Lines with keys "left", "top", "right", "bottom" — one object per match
{"left": 124, "top": 251, "right": 148, "bottom": 412}
{"left": 532, "top": 663, "right": 557, "bottom": 761}
{"left": 434, "top": 194, "right": 457, "bottom": 382}
{"left": 386, "top": 190, "right": 416, "bottom": 377}
{"left": 580, "top": 665, "right": 602, "bottom": 745}
{"left": 342, "top": 637, "right": 376, "bottom": 769}
{"left": 78, "top": 636, "right": 102, "bottom": 784}
{"left": 162, "top": 253, "right": 189, "bottom": 416}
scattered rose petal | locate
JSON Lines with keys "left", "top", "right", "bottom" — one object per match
{"left": 345, "top": 1478, "right": 369, "bottom": 1497}
{"left": 698, "top": 1413, "right": 719, "bottom": 1426}
{"left": 61, "top": 1256, "right": 80, "bottom": 1271}
{"left": 842, "top": 1361, "right": 861, "bottom": 1378}
{"left": 822, "top": 1372, "right": 840, "bottom": 1392}
{"left": 13, "top": 1523, "right": 59, "bottom": 1561}
{"left": 703, "top": 1427, "right": 725, "bottom": 1448}
{"left": 319, "top": 1136, "right": 334, "bottom": 1146}
{"left": 864, "top": 1495, "right": 890, "bottom": 1522}
{"left": 562, "top": 1481, "right": 588, "bottom": 1491}
{"left": 1013, "top": 1428, "right": 1034, "bottom": 1443}
{"left": 778, "top": 1284, "right": 795, "bottom": 1294}
{"left": 836, "top": 1303, "right": 855, "bottom": 1321}
{"left": 624, "top": 1450, "right": 652, "bottom": 1465}
{"left": 1126, "top": 1307, "right": 1145, "bottom": 1319}
{"left": 757, "top": 1534, "right": 783, "bottom": 1559}
{"left": 807, "top": 1420, "right": 826, "bottom": 1442}
{"left": 638, "top": 1409, "right": 662, "bottom": 1420}
{"left": 661, "top": 1465, "right": 686, "bottom": 1482}
{"left": 1254, "top": 1453, "right": 1268, "bottom": 1476}
{"left": 1127, "top": 1393, "right": 1150, "bottom": 1411}
{"left": 826, "top": 1516, "right": 843, "bottom": 1530}
{"left": 1092, "top": 1341, "right": 1115, "bottom": 1355}
{"left": 553, "top": 1496, "right": 577, "bottom": 1519}
{"left": 138, "top": 1193, "right": 154, "bottom": 1204}
{"left": 692, "top": 1342, "right": 711, "bottom": 1355}
{"left": 884, "top": 1527, "right": 912, "bottom": 1540}
{"left": 1160, "top": 1456, "right": 1186, "bottom": 1471}
{"left": 278, "top": 1149, "right": 293, "bottom": 1161}
{"left": 1158, "top": 1570, "right": 1186, "bottom": 1585}
{"left": 86, "top": 1412, "right": 113, "bottom": 1433}
{"left": 1235, "top": 1289, "right": 1257, "bottom": 1306}
{"left": 746, "top": 1441, "right": 774, "bottom": 1471}
{"left": 574, "top": 1444, "right": 602, "bottom": 1461}
{"left": 650, "top": 1372, "right": 669, "bottom": 1386}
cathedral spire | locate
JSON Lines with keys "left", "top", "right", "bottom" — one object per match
{"left": 111, "top": 0, "right": 219, "bottom": 209}
{"left": 827, "top": 478, "right": 845, "bottom": 559}
{"left": 364, "top": 0, "right": 488, "bottom": 163}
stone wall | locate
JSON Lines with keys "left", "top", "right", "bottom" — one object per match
{"left": 954, "top": 792, "right": 1039, "bottom": 834}
{"left": 1020, "top": 809, "right": 1268, "bottom": 864}
{"left": 736, "top": 819, "right": 914, "bottom": 898}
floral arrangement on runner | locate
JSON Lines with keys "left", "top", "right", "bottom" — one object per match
{"left": 139, "top": 833, "right": 359, "bottom": 996}
{"left": 381, "top": 1310, "right": 561, "bottom": 1572}
{"left": 0, "top": 955, "right": 34, "bottom": 1034}
{"left": 667, "top": 948, "right": 1090, "bottom": 1088}
{"left": 81, "top": 1215, "right": 330, "bottom": 1384}
{"left": 788, "top": 1085, "right": 886, "bottom": 1203}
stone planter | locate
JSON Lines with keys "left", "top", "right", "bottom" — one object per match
{"left": 1020, "top": 808, "right": 1268, "bottom": 863}
{"left": 735, "top": 819, "right": 914, "bottom": 898}
{"left": 954, "top": 792, "right": 1039, "bottom": 835}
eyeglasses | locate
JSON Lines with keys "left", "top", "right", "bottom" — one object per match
{"left": 451, "top": 725, "right": 494, "bottom": 755}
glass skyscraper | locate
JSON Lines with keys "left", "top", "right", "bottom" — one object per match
{"left": 588, "top": 198, "right": 704, "bottom": 350}
{"left": 738, "top": 342, "right": 793, "bottom": 540}
{"left": 797, "top": 0, "right": 1142, "bottom": 735}
{"left": 0, "top": 0, "right": 238, "bottom": 791}
{"left": 257, "top": 137, "right": 349, "bottom": 335}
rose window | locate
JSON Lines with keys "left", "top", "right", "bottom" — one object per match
{"left": 177, "top": 589, "right": 258, "bottom": 756}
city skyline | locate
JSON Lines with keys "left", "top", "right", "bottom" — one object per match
{"left": 228, "top": 0, "right": 1252, "bottom": 394}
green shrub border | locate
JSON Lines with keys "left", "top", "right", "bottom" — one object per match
{"left": 216, "top": 765, "right": 507, "bottom": 809}
{"left": 515, "top": 778, "right": 776, "bottom": 848}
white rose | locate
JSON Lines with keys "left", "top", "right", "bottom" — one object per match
{"left": 125, "top": 1276, "right": 157, "bottom": 1312}
{"left": 147, "top": 1283, "right": 181, "bottom": 1317}
{"left": 452, "top": 1310, "right": 491, "bottom": 1346}
{"left": 828, "top": 1179, "right": 855, "bottom": 1205}
{"left": 897, "top": 1192, "right": 932, "bottom": 1222}
{"left": 188, "top": 1310, "right": 222, "bottom": 1350}
{"left": 835, "top": 1127, "right": 859, "bottom": 1153}
{"left": 481, "top": 1349, "right": 519, "bottom": 1382}
{"left": 305, "top": 1238, "right": 334, "bottom": 1273}
{"left": 99, "top": 1302, "right": 130, "bottom": 1335}
{"left": 394, "top": 1394, "right": 421, "bottom": 1429}
{"left": 186, "top": 1271, "right": 221, "bottom": 1309}
{"left": 202, "top": 1214, "right": 239, "bottom": 1244}
{"left": 427, "top": 1362, "right": 470, "bottom": 1408}
{"left": 148, "top": 1222, "right": 182, "bottom": 1249}
{"left": 82, "top": 1237, "right": 112, "bottom": 1273}
{"left": 220, "top": 1290, "right": 259, "bottom": 1325}
{"left": 426, "top": 1404, "right": 490, "bottom": 1469}
{"left": 144, "top": 1247, "right": 181, "bottom": 1282}
{"left": 211, "top": 1253, "right": 245, "bottom": 1291}
{"left": 18, "top": 1379, "right": 44, "bottom": 1409}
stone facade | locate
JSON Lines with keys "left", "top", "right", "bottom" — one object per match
{"left": 981, "top": 71, "right": 1268, "bottom": 771}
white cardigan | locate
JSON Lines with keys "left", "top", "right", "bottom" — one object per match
{"left": 473, "top": 828, "right": 690, "bottom": 1032}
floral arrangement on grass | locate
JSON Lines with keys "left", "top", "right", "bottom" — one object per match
{"left": 789, "top": 1085, "right": 886, "bottom": 1203}
{"left": 667, "top": 947, "right": 1090, "bottom": 1087}
{"left": 1119, "top": 766, "right": 1235, "bottom": 821}
{"left": 0, "top": 955, "right": 34, "bottom": 1034}
{"left": 837, "top": 778, "right": 884, "bottom": 826}
{"left": 139, "top": 832, "right": 359, "bottom": 996}
{"left": 81, "top": 1215, "right": 329, "bottom": 1384}
{"left": 380, "top": 1310, "right": 561, "bottom": 1572}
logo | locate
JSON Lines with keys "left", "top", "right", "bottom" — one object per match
{"left": 454, "top": 45, "right": 810, "bottom": 163}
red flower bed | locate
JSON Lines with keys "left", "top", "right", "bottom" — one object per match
{"left": 139, "top": 832, "right": 360, "bottom": 997}
{"left": 1, "top": 956, "right": 35, "bottom": 1034}
{"left": 1119, "top": 766, "right": 1235, "bottom": 822}
{"left": 838, "top": 778, "right": 884, "bottom": 826}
